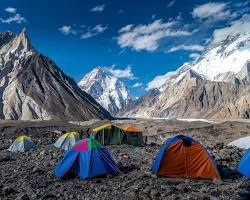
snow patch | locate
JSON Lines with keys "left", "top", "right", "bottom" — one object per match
{"left": 177, "top": 118, "right": 217, "bottom": 123}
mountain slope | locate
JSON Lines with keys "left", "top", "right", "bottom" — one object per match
{"left": 122, "top": 71, "right": 250, "bottom": 119}
{"left": 121, "top": 32, "right": 250, "bottom": 119}
{"left": 0, "top": 29, "right": 112, "bottom": 120}
{"left": 78, "top": 67, "right": 132, "bottom": 115}
{"left": 150, "top": 78, "right": 250, "bottom": 119}
{"left": 118, "top": 88, "right": 160, "bottom": 117}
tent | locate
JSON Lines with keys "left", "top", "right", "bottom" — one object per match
{"left": 54, "top": 132, "right": 80, "bottom": 150}
{"left": 237, "top": 148, "right": 250, "bottom": 178}
{"left": 8, "top": 135, "right": 36, "bottom": 152}
{"left": 55, "top": 137, "right": 120, "bottom": 180}
{"left": 152, "top": 135, "right": 220, "bottom": 180}
{"left": 228, "top": 136, "right": 250, "bottom": 149}
{"left": 92, "top": 123, "right": 143, "bottom": 146}
{"left": 122, "top": 124, "right": 144, "bottom": 145}
{"left": 92, "top": 124, "right": 123, "bottom": 145}
{"left": 123, "top": 124, "right": 141, "bottom": 132}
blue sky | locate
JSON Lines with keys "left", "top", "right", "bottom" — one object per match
{"left": 0, "top": 0, "right": 249, "bottom": 96}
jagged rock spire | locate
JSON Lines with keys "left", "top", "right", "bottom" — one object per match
{"left": 12, "top": 27, "right": 32, "bottom": 51}
{"left": 0, "top": 29, "right": 112, "bottom": 120}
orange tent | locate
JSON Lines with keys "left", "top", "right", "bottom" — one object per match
{"left": 152, "top": 135, "right": 220, "bottom": 180}
{"left": 121, "top": 124, "right": 143, "bottom": 145}
{"left": 122, "top": 124, "right": 141, "bottom": 133}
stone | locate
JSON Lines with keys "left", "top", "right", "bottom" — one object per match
{"left": 0, "top": 154, "right": 11, "bottom": 162}
{"left": 3, "top": 186, "right": 16, "bottom": 196}
{"left": 0, "top": 124, "right": 250, "bottom": 200}
{"left": 32, "top": 167, "right": 44, "bottom": 174}
{"left": 15, "top": 193, "right": 30, "bottom": 200}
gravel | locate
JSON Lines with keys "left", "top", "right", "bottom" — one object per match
{"left": 0, "top": 130, "right": 249, "bottom": 200}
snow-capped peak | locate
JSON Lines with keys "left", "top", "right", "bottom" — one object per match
{"left": 78, "top": 67, "right": 133, "bottom": 115}
{"left": 149, "top": 31, "right": 250, "bottom": 91}
{"left": 191, "top": 32, "right": 250, "bottom": 81}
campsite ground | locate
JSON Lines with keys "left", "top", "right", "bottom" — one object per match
{"left": 0, "top": 118, "right": 250, "bottom": 200}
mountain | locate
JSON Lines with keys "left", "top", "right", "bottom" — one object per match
{"left": 118, "top": 88, "right": 160, "bottom": 117}
{"left": 191, "top": 33, "right": 250, "bottom": 82}
{"left": 0, "top": 29, "right": 112, "bottom": 120}
{"left": 121, "top": 32, "right": 250, "bottom": 119}
{"left": 78, "top": 67, "right": 133, "bottom": 115}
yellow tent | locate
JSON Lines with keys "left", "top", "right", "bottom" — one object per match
{"left": 92, "top": 124, "right": 113, "bottom": 132}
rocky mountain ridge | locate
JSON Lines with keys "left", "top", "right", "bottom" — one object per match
{"left": 0, "top": 29, "right": 112, "bottom": 120}
{"left": 120, "top": 32, "right": 250, "bottom": 119}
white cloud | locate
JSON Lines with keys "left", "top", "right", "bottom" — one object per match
{"left": 117, "top": 19, "right": 193, "bottom": 52}
{"left": 81, "top": 32, "right": 93, "bottom": 39}
{"left": 0, "top": 13, "right": 25, "bottom": 24}
{"left": 167, "top": 0, "right": 176, "bottom": 8}
{"left": 58, "top": 26, "right": 77, "bottom": 35}
{"left": 167, "top": 44, "right": 204, "bottom": 52}
{"left": 90, "top": 4, "right": 105, "bottom": 12}
{"left": 59, "top": 24, "right": 107, "bottom": 38}
{"left": 146, "top": 73, "right": 170, "bottom": 90}
{"left": 211, "top": 14, "right": 250, "bottom": 44}
{"left": 189, "top": 53, "right": 200, "bottom": 60}
{"left": 119, "top": 24, "right": 134, "bottom": 33}
{"left": 132, "top": 82, "right": 143, "bottom": 88}
{"left": 105, "top": 65, "right": 136, "bottom": 80}
{"left": 192, "top": 2, "right": 230, "bottom": 20}
{"left": 81, "top": 24, "right": 107, "bottom": 39}
{"left": 5, "top": 7, "right": 16, "bottom": 13}
{"left": 93, "top": 24, "right": 107, "bottom": 33}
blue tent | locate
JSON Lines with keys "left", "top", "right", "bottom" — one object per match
{"left": 55, "top": 138, "right": 120, "bottom": 180}
{"left": 238, "top": 148, "right": 250, "bottom": 178}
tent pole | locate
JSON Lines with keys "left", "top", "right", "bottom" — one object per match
{"left": 119, "top": 129, "right": 121, "bottom": 145}
{"left": 103, "top": 129, "right": 104, "bottom": 145}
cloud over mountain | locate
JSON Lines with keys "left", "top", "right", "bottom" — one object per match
{"left": 211, "top": 14, "right": 250, "bottom": 44}
{"left": 167, "top": 44, "right": 204, "bottom": 53}
{"left": 105, "top": 65, "right": 136, "bottom": 80}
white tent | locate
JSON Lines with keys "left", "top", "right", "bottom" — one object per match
{"left": 54, "top": 132, "right": 80, "bottom": 150}
{"left": 228, "top": 136, "right": 250, "bottom": 149}
{"left": 9, "top": 135, "right": 36, "bottom": 152}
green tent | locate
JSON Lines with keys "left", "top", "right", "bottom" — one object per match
{"left": 122, "top": 124, "right": 144, "bottom": 146}
{"left": 92, "top": 123, "right": 143, "bottom": 146}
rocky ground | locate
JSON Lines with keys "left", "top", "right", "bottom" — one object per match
{"left": 1, "top": 119, "right": 250, "bottom": 200}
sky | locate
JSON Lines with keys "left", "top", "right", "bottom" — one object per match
{"left": 0, "top": 0, "right": 249, "bottom": 97}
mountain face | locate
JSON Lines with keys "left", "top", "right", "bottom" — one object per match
{"left": 121, "top": 32, "right": 250, "bottom": 119}
{"left": 0, "top": 29, "right": 112, "bottom": 120}
{"left": 78, "top": 67, "right": 132, "bottom": 115}
{"left": 118, "top": 88, "right": 160, "bottom": 117}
